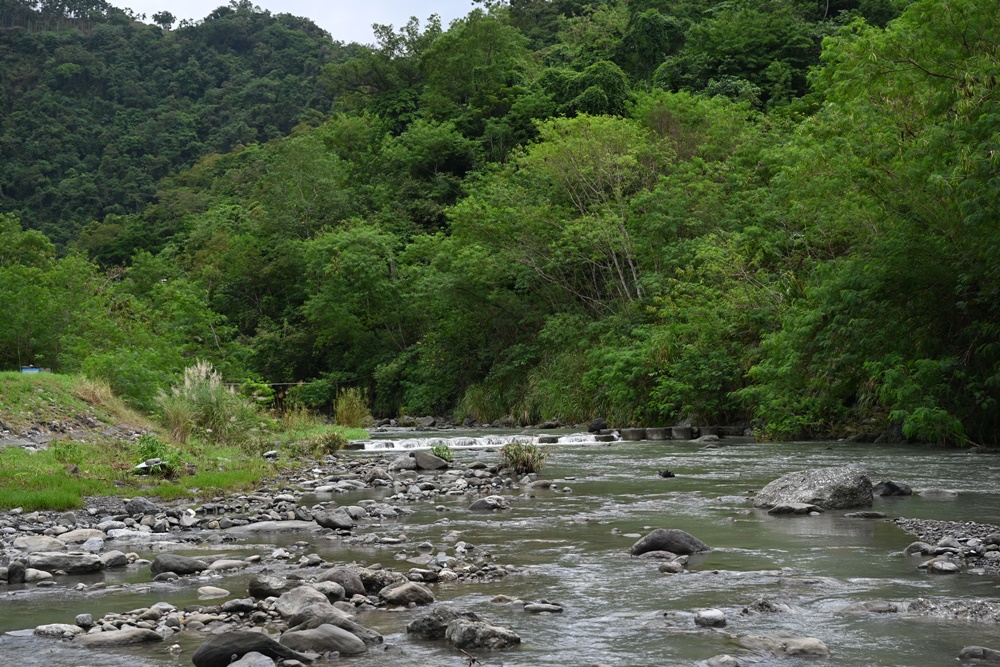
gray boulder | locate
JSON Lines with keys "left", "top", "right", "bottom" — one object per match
{"left": 229, "top": 652, "right": 276, "bottom": 667}
{"left": 959, "top": 646, "right": 1000, "bottom": 663}
{"left": 191, "top": 631, "right": 313, "bottom": 667}
{"left": 124, "top": 497, "right": 159, "bottom": 514}
{"left": 873, "top": 480, "right": 913, "bottom": 496}
{"left": 288, "top": 603, "right": 383, "bottom": 646}
{"left": 280, "top": 624, "right": 367, "bottom": 655}
{"left": 380, "top": 581, "right": 435, "bottom": 605}
{"left": 407, "top": 605, "right": 482, "bottom": 640}
{"left": 316, "top": 567, "right": 366, "bottom": 596}
{"left": 13, "top": 536, "right": 66, "bottom": 553}
{"left": 314, "top": 509, "right": 355, "bottom": 530}
{"left": 73, "top": 628, "right": 163, "bottom": 647}
{"left": 149, "top": 554, "right": 207, "bottom": 576}
{"left": 388, "top": 456, "right": 418, "bottom": 471}
{"left": 274, "top": 586, "right": 329, "bottom": 618}
{"left": 26, "top": 552, "right": 103, "bottom": 574}
{"left": 469, "top": 495, "right": 510, "bottom": 511}
{"left": 446, "top": 619, "right": 521, "bottom": 650}
{"left": 249, "top": 573, "right": 296, "bottom": 599}
{"left": 6, "top": 560, "right": 25, "bottom": 583}
{"left": 631, "top": 529, "right": 710, "bottom": 556}
{"left": 753, "top": 466, "right": 873, "bottom": 510}
{"left": 357, "top": 566, "right": 406, "bottom": 593}
{"left": 735, "top": 635, "right": 830, "bottom": 658}
{"left": 35, "top": 623, "right": 86, "bottom": 638}
{"left": 412, "top": 450, "right": 449, "bottom": 470}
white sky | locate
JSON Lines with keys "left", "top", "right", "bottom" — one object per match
{"left": 111, "top": 1, "right": 477, "bottom": 44}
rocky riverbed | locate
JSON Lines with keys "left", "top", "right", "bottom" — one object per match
{"left": 2, "top": 441, "right": 1000, "bottom": 667}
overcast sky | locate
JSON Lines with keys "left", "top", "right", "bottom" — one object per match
{"left": 111, "top": 1, "right": 477, "bottom": 44}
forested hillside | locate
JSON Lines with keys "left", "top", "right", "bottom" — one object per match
{"left": 2, "top": 0, "right": 998, "bottom": 446}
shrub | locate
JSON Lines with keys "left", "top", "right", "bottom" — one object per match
{"left": 499, "top": 441, "right": 546, "bottom": 475}
{"left": 430, "top": 441, "right": 454, "bottom": 461}
{"left": 334, "top": 387, "right": 373, "bottom": 428}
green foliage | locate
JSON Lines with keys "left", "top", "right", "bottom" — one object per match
{"left": 430, "top": 442, "right": 454, "bottom": 461}
{"left": 499, "top": 440, "right": 547, "bottom": 475}
{"left": 334, "top": 386, "right": 373, "bottom": 428}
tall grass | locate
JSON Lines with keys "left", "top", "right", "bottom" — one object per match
{"left": 156, "top": 361, "right": 269, "bottom": 450}
{"left": 499, "top": 441, "right": 547, "bottom": 475}
{"left": 334, "top": 387, "right": 373, "bottom": 428}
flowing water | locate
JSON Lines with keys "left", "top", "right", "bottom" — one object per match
{"left": 2, "top": 436, "right": 999, "bottom": 666}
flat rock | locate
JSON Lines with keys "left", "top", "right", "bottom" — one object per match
{"left": 767, "top": 503, "right": 824, "bottom": 515}
{"left": 57, "top": 528, "right": 107, "bottom": 543}
{"left": 150, "top": 553, "right": 207, "bottom": 576}
{"left": 26, "top": 552, "right": 103, "bottom": 574}
{"left": 13, "top": 536, "right": 66, "bottom": 553}
{"left": 74, "top": 628, "right": 164, "bottom": 647}
{"left": 34, "top": 623, "right": 86, "bottom": 638}
{"left": 445, "top": 619, "right": 521, "bottom": 650}
{"left": 280, "top": 624, "right": 367, "bottom": 656}
{"left": 959, "top": 646, "right": 1000, "bottom": 663}
{"left": 736, "top": 635, "right": 830, "bottom": 658}
{"left": 225, "top": 520, "right": 318, "bottom": 534}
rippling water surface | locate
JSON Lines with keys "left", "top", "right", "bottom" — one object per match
{"left": 3, "top": 437, "right": 999, "bottom": 666}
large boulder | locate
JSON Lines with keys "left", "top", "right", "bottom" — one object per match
{"left": 379, "top": 581, "right": 435, "bottom": 605}
{"left": 630, "top": 529, "right": 710, "bottom": 556}
{"left": 958, "top": 646, "right": 1000, "bottom": 663}
{"left": 412, "top": 450, "right": 449, "bottom": 470}
{"left": 124, "top": 497, "right": 159, "bottom": 514}
{"left": 25, "top": 552, "right": 104, "bottom": 574}
{"left": 288, "top": 603, "right": 383, "bottom": 646}
{"left": 407, "top": 605, "right": 482, "bottom": 640}
{"left": 357, "top": 567, "right": 406, "bottom": 594}
{"left": 280, "top": 624, "right": 367, "bottom": 655}
{"left": 73, "top": 628, "right": 163, "bottom": 647}
{"left": 753, "top": 466, "right": 873, "bottom": 510}
{"left": 191, "top": 631, "right": 313, "bottom": 667}
{"left": 445, "top": 619, "right": 521, "bottom": 650}
{"left": 314, "top": 509, "right": 355, "bottom": 530}
{"left": 735, "top": 635, "right": 830, "bottom": 658}
{"left": 316, "top": 567, "right": 366, "bottom": 596}
{"left": 13, "top": 536, "right": 66, "bottom": 553}
{"left": 469, "top": 496, "right": 510, "bottom": 511}
{"left": 149, "top": 554, "right": 207, "bottom": 576}
{"left": 229, "top": 653, "right": 276, "bottom": 667}
{"left": 249, "top": 573, "right": 297, "bottom": 599}
{"left": 274, "top": 586, "right": 330, "bottom": 618}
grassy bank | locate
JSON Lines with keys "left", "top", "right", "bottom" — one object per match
{"left": 0, "top": 372, "right": 366, "bottom": 511}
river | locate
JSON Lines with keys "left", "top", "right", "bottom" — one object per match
{"left": 1, "top": 436, "right": 999, "bottom": 666}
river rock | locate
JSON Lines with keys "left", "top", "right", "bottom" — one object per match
{"left": 767, "top": 503, "right": 824, "bottom": 515}
{"left": 191, "top": 631, "right": 313, "bottom": 667}
{"left": 288, "top": 603, "right": 382, "bottom": 645}
{"left": 873, "top": 480, "right": 912, "bottom": 496}
{"left": 588, "top": 418, "right": 608, "bottom": 433}
{"left": 736, "top": 635, "right": 830, "bottom": 658}
{"left": 6, "top": 560, "right": 26, "bottom": 583}
{"left": 198, "top": 586, "right": 231, "bottom": 599}
{"left": 407, "top": 605, "right": 482, "bottom": 640}
{"left": 124, "top": 497, "right": 159, "bottom": 514}
{"left": 207, "top": 558, "right": 249, "bottom": 571}
{"left": 316, "top": 567, "right": 366, "bottom": 596}
{"left": 753, "top": 466, "right": 872, "bottom": 510}
{"left": 275, "top": 586, "right": 330, "bottom": 618}
{"left": 249, "top": 573, "right": 297, "bottom": 598}
{"left": 13, "top": 535, "right": 66, "bottom": 552}
{"left": 469, "top": 495, "right": 510, "bottom": 511}
{"left": 412, "top": 450, "right": 449, "bottom": 470}
{"left": 380, "top": 581, "right": 435, "bottom": 605}
{"left": 446, "top": 619, "right": 521, "bottom": 650}
{"left": 74, "top": 627, "right": 164, "bottom": 647}
{"left": 149, "top": 553, "right": 207, "bottom": 576}
{"left": 694, "top": 609, "right": 727, "bottom": 627}
{"left": 314, "top": 509, "right": 355, "bottom": 530}
{"left": 388, "top": 455, "right": 418, "bottom": 471}
{"left": 34, "top": 623, "right": 86, "bottom": 638}
{"left": 26, "top": 551, "right": 103, "bottom": 573}
{"left": 58, "top": 528, "right": 106, "bottom": 543}
{"left": 630, "top": 529, "right": 710, "bottom": 556}
{"left": 310, "top": 580, "right": 346, "bottom": 602}
{"left": 24, "top": 567, "right": 52, "bottom": 582}
{"left": 280, "top": 623, "right": 367, "bottom": 655}
{"left": 229, "top": 652, "right": 276, "bottom": 667}
{"left": 100, "top": 550, "right": 128, "bottom": 568}
{"left": 959, "top": 646, "right": 1000, "bottom": 663}
{"left": 705, "top": 655, "right": 741, "bottom": 667}
{"left": 357, "top": 566, "right": 406, "bottom": 593}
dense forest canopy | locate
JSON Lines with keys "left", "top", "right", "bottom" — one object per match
{"left": 2, "top": 0, "right": 998, "bottom": 446}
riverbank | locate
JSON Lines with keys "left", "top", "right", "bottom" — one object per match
{"left": 2, "top": 440, "right": 1000, "bottom": 666}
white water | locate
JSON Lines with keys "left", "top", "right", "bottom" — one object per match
{"left": 354, "top": 430, "right": 618, "bottom": 451}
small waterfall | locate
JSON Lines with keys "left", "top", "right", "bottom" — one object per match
{"left": 350, "top": 432, "right": 618, "bottom": 451}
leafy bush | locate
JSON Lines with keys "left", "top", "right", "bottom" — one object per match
{"left": 430, "top": 441, "right": 454, "bottom": 461}
{"left": 499, "top": 441, "right": 546, "bottom": 475}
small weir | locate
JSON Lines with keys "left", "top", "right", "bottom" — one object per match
{"left": 350, "top": 430, "right": 620, "bottom": 451}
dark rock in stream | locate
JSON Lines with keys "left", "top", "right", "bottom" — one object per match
{"left": 631, "top": 529, "right": 710, "bottom": 556}
{"left": 753, "top": 466, "right": 873, "bottom": 510}
{"left": 588, "top": 418, "right": 608, "bottom": 433}
{"left": 407, "top": 605, "right": 481, "bottom": 639}
{"left": 313, "top": 509, "right": 355, "bottom": 530}
{"left": 249, "top": 573, "right": 298, "bottom": 598}
{"left": 959, "top": 646, "right": 1000, "bottom": 663}
{"left": 280, "top": 624, "right": 368, "bottom": 655}
{"left": 873, "top": 480, "right": 913, "bottom": 496}
{"left": 446, "top": 618, "right": 521, "bottom": 650}
{"left": 316, "top": 567, "right": 366, "bottom": 596}
{"left": 192, "top": 631, "right": 315, "bottom": 667}
{"left": 412, "top": 450, "right": 449, "bottom": 470}
{"left": 469, "top": 495, "right": 510, "bottom": 511}
{"left": 149, "top": 553, "right": 207, "bottom": 576}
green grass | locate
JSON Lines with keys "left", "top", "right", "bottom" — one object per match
{"left": 0, "top": 372, "right": 370, "bottom": 511}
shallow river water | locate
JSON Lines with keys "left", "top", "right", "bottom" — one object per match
{"left": 2, "top": 437, "right": 999, "bottom": 667}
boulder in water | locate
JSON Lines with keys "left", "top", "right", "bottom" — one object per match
{"left": 191, "top": 631, "right": 313, "bottom": 667}
{"left": 753, "top": 466, "right": 873, "bottom": 510}
{"left": 630, "top": 529, "right": 710, "bottom": 556}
